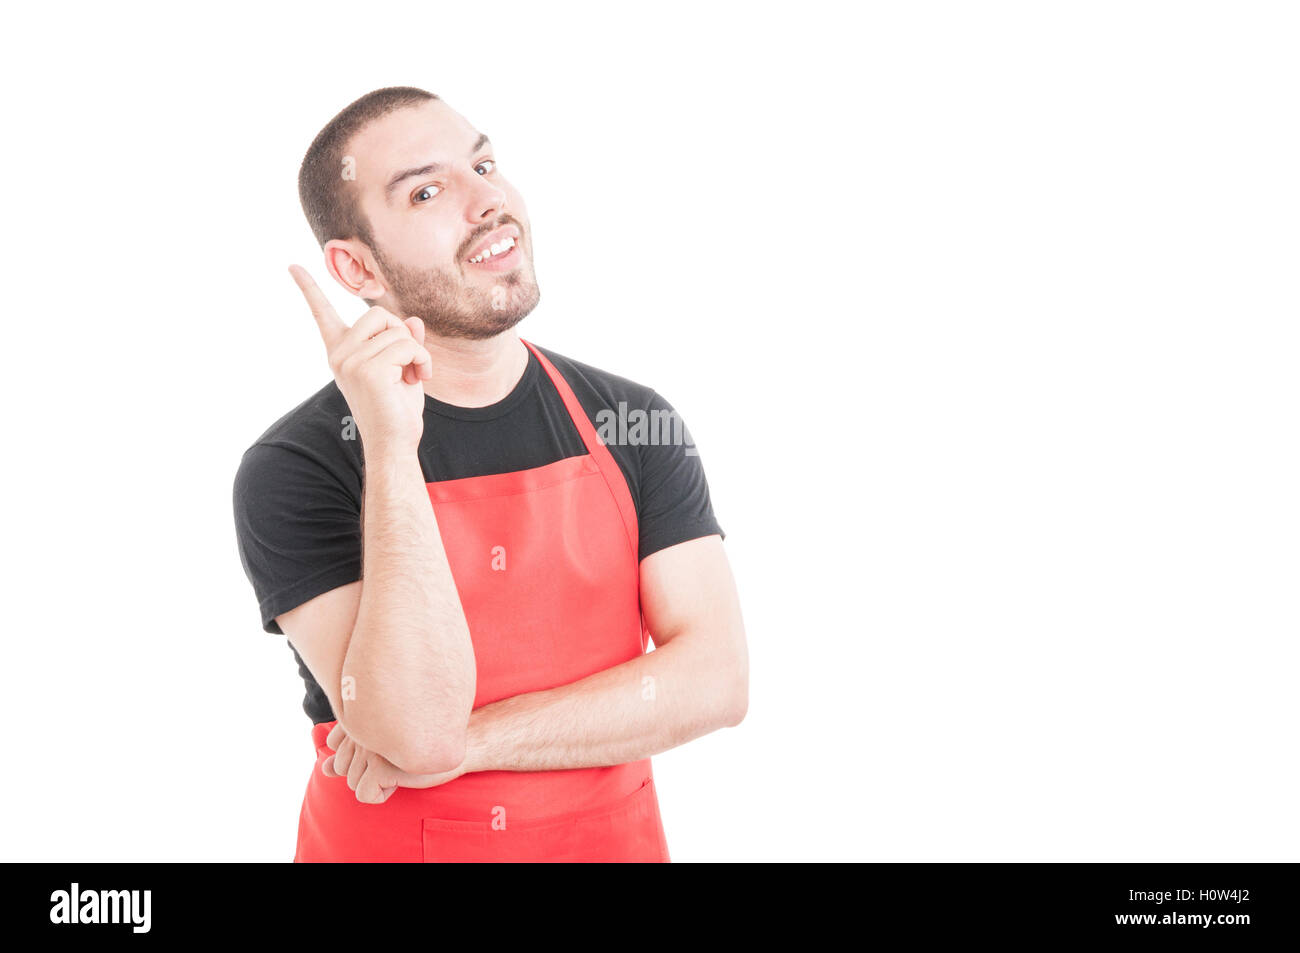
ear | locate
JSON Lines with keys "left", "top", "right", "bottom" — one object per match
{"left": 323, "top": 238, "right": 387, "bottom": 300}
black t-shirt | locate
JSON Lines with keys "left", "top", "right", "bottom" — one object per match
{"left": 232, "top": 342, "right": 725, "bottom": 724}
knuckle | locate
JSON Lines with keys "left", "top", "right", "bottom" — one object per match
{"left": 363, "top": 306, "right": 394, "bottom": 329}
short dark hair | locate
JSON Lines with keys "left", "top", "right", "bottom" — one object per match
{"left": 297, "top": 86, "right": 439, "bottom": 250}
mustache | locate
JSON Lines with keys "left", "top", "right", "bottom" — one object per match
{"left": 460, "top": 214, "right": 523, "bottom": 260}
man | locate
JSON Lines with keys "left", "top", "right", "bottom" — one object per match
{"left": 232, "top": 86, "right": 747, "bottom": 863}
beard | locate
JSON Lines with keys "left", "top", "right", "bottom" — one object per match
{"left": 371, "top": 238, "right": 541, "bottom": 341}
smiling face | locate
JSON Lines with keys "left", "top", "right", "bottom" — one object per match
{"left": 328, "top": 98, "right": 540, "bottom": 340}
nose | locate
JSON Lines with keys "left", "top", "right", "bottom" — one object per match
{"left": 466, "top": 171, "right": 508, "bottom": 223}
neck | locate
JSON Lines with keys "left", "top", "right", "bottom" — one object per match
{"left": 420, "top": 331, "right": 530, "bottom": 408}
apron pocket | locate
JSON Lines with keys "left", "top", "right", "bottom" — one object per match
{"left": 422, "top": 778, "right": 669, "bottom": 863}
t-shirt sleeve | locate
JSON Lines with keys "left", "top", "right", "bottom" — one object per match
{"left": 232, "top": 442, "right": 363, "bottom": 634}
{"left": 635, "top": 390, "right": 726, "bottom": 561}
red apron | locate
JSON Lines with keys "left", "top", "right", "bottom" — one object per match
{"left": 293, "top": 339, "right": 670, "bottom": 863}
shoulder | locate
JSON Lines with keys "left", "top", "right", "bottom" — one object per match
{"left": 530, "top": 343, "right": 659, "bottom": 417}
{"left": 233, "top": 380, "right": 363, "bottom": 500}
{"left": 528, "top": 343, "right": 701, "bottom": 460}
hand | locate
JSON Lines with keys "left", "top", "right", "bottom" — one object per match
{"left": 322, "top": 722, "right": 467, "bottom": 804}
{"left": 288, "top": 264, "right": 432, "bottom": 454}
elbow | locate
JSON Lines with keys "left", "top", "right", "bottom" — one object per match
{"left": 388, "top": 726, "right": 467, "bottom": 776}
{"left": 720, "top": 677, "right": 748, "bottom": 728}
{"left": 342, "top": 709, "right": 468, "bottom": 776}
{"left": 703, "top": 647, "right": 749, "bottom": 728}
{"left": 722, "top": 694, "right": 748, "bottom": 728}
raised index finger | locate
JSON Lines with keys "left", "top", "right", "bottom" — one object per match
{"left": 288, "top": 264, "right": 348, "bottom": 349}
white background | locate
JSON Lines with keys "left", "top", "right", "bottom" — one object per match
{"left": 1, "top": 1, "right": 1296, "bottom": 862}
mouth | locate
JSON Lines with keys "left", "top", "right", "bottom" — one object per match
{"left": 464, "top": 225, "right": 523, "bottom": 271}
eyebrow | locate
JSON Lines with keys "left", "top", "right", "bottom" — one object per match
{"left": 384, "top": 133, "right": 492, "bottom": 200}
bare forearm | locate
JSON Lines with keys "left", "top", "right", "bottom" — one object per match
{"left": 462, "top": 636, "right": 746, "bottom": 773}
{"left": 342, "top": 445, "right": 476, "bottom": 772}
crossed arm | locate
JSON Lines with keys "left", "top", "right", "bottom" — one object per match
{"left": 464, "top": 533, "right": 748, "bottom": 769}
{"left": 279, "top": 530, "right": 748, "bottom": 803}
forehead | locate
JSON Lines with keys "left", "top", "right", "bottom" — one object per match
{"left": 349, "top": 100, "right": 480, "bottom": 199}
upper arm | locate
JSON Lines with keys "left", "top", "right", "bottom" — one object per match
{"left": 233, "top": 439, "right": 369, "bottom": 734}
{"left": 232, "top": 441, "right": 363, "bottom": 635}
{"left": 276, "top": 580, "right": 362, "bottom": 732}
{"left": 639, "top": 535, "right": 748, "bottom": 724}
{"left": 633, "top": 390, "right": 726, "bottom": 561}
{"left": 631, "top": 389, "right": 744, "bottom": 720}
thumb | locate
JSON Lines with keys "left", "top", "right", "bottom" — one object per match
{"left": 400, "top": 318, "right": 421, "bottom": 386}
{"left": 404, "top": 316, "right": 434, "bottom": 382}
{"left": 404, "top": 316, "right": 426, "bottom": 346}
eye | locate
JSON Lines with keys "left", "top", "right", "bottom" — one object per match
{"left": 475, "top": 158, "right": 496, "bottom": 175}
{"left": 412, "top": 184, "right": 441, "bottom": 204}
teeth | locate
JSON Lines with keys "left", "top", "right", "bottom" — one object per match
{"left": 469, "top": 235, "right": 515, "bottom": 263}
